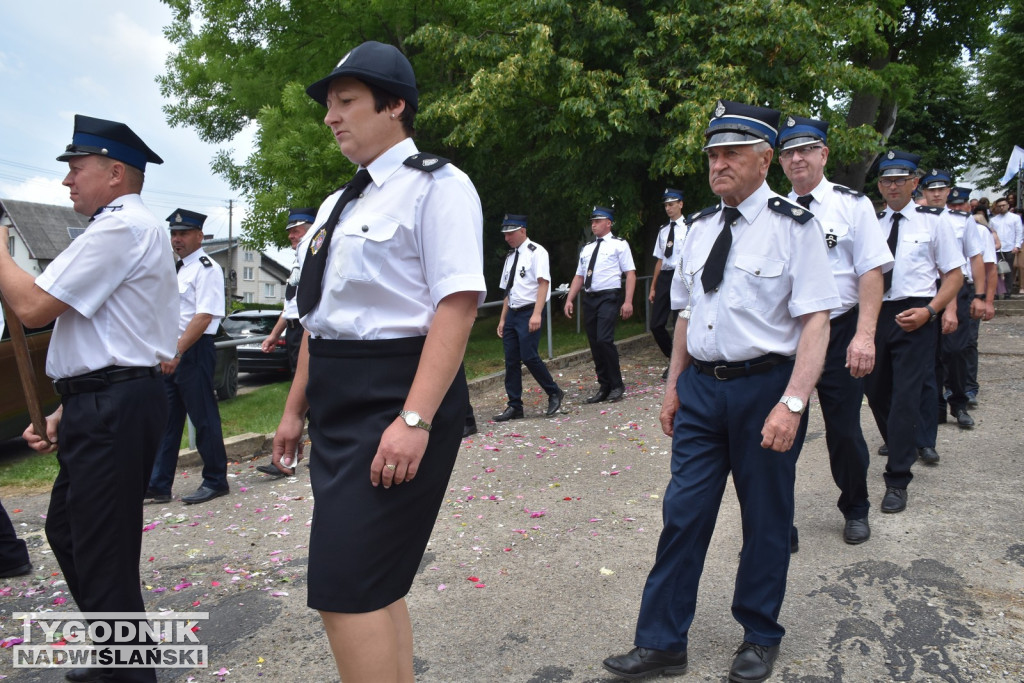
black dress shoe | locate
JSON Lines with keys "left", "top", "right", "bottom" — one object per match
{"left": 492, "top": 406, "right": 524, "bottom": 422}
{"left": 463, "top": 418, "right": 478, "bottom": 438}
{"left": 967, "top": 392, "right": 978, "bottom": 408}
{"left": 607, "top": 386, "right": 625, "bottom": 402}
{"left": 877, "top": 443, "right": 888, "bottom": 456}
{"left": 603, "top": 646, "right": 688, "bottom": 680}
{"left": 144, "top": 489, "right": 171, "bottom": 504}
{"left": 584, "top": 388, "right": 609, "bottom": 404}
{"left": 843, "top": 518, "right": 870, "bottom": 544}
{"left": 0, "top": 561, "right": 32, "bottom": 578}
{"left": 65, "top": 669, "right": 106, "bottom": 682}
{"left": 953, "top": 409, "right": 975, "bottom": 428}
{"left": 918, "top": 446, "right": 940, "bottom": 465}
{"left": 256, "top": 463, "right": 293, "bottom": 478}
{"left": 729, "top": 642, "right": 779, "bottom": 683}
{"left": 790, "top": 526, "right": 798, "bottom": 554}
{"left": 661, "top": 367, "right": 669, "bottom": 380}
{"left": 181, "top": 486, "right": 229, "bottom": 505}
{"left": 881, "top": 487, "right": 907, "bottom": 513}
{"left": 545, "top": 389, "right": 565, "bottom": 416}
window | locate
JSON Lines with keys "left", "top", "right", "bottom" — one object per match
{"left": 264, "top": 283, "right": 276, "bottom": 298}
{"left": 243, "top": 292, "right": 254, "bottom": 303}
{"left": 244, "top": 251, "right": 254, "bottom": 262}
{"left": 6, "top": 236, "right": 13, "bottom": 256}
{"left": 243, "top": 267, "right": 254, "bottom": 281}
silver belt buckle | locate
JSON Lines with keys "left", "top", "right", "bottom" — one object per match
{"left": 713, "top": 365, "right": 729, "bottom": 380}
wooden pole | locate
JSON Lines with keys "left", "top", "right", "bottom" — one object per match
{"left": 0, "top": 294, "right": 51, "bottom": 446}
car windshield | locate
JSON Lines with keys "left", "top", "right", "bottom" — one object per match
{"left": 223, "top": 316, "right": 277, "bottom": 336}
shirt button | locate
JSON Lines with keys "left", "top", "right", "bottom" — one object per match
{"left": 707, "top": 324, "right": 713, "bottom": 329}
{"left": 361, "top": 225, "right": 369, "bottom": 232}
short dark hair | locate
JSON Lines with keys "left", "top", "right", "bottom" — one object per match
{"left": 366, "top": 81, "right": 416, "bottom": 137}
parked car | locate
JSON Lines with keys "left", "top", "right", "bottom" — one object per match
{"left": 211, "top": 324, "right": 239, "bottom": 400}
{"left": 223, "top": 309, "right": 290, "bottom": 374}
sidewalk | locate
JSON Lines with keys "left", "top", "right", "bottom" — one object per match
{"left": 2, "top": 318, "right": 1023, "bottom": 682}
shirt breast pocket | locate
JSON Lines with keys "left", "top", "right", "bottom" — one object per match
{"left": 900, "top": 232, "right": 931, "bottom": 255}
{"left": 820, "top": 221, "right": 850, "bottom": 250}
{"left": 335, "top": 216, "right": 401, "bottom": 282}
{"left": 728, "top": 253, "right": 785, "bottom": 312}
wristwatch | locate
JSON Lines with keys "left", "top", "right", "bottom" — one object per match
{"left": 974, "top": 293, "right": 986, "bottom": 300}
{"left": 399, "top": 410, "right": 432, "bottom": 432}
{"left": 779, "top": 396, "right": 805, "bottom": 414}
{"left": 925, "top": 304, "right": 938, "bottom": 321}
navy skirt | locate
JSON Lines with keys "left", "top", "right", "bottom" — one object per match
{"left": 305, "top": 336, "right": 467, "bottom": 613}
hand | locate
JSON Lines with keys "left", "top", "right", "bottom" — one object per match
{"left": 969, "top": 298, "right": 985, "bottom": 320}
{"left": 940, "top": 307, "right": 958, "bottom": 334}
{"left": 271, "top": 411, "right": 306, "bottom": 473}
{"left": 563, "top": 301, "right": 574, "bottom": 318}
{"left": 528, "top": 314, "right": 541, "bottom": 333}
{"left": 261, "top": 335, "right": 280, "bottom": 353}
{"left": 160, "top": 357, "right": 180, "bottom": 374}
{"left": 761, "top": 403, "right": 801, "bottom": 452}
{"left": 23, "top": 407, "right": 61, "bottom": 453}
{"left": 659, "top": 388, "right": 679, "bottom": 436}
{"left": 371, "top": 418, "right": 429, "bottom": 488}
{"left": 895, "top": 307, "right": 929, "bottom": 332}
{"left": 845, "top": 331, "right": 875, "bottom": 378}
{"left": 620, "top": 302, "right": 634, "bottom": 320}
{"left": 496, "top": 320, "right": 505, "bottom": 338}
{"left": 648, "top": 289, "right": 656, "bottom": 304}
{"left": 984, "top": 302, "right": 995, "bottom": 321}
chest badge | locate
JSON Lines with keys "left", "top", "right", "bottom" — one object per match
{"left": 310, "top": 227, "right": 327, "bottom": 255}
{"left": 519, "top": 266, "right": 526, "bottom": 278}
{"left": 825, "top": 232, "right": 838, "bottom": 249}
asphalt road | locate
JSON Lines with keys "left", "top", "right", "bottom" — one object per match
{"left": 1, "top": 317, "right": 1022, "bottom": 682}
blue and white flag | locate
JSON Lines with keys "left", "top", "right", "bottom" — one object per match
{"left": 998, "top": 145, "right": 1024, "bottom": 185}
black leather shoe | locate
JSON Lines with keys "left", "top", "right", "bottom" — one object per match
{"left": 843, "top": 518, "right": 870, "bottom": 544}
{"left": 602, "top": 647, "right": 688, "bottom": 680}
{"left": 607, "top": 386, "right": 625, "bottom": 402}
{"left": 881, "top": 487, "right": 907, "bottom": 513}
{"left": 584, "top": 388, "right": 609, "bottom": 404}
{"left": 256, "top": 463, "right": 293, "bottom": 478}
{"left": 0, "top": 561, "right": 32, "bottom": 578}
{"left": 918, "top": 446, "right": 940, "bottom": 465}
{"left": 877, "top": 444, "right": 888, "bottom": 456}
{"left": 967, "top": 392, "right": 978, "bottom": 408}
{"left": 953, "top": 409, "right": 974, "bottom": 428}
{"left": 65, "top": 669, "right": 106, "bottom": 682}
{"left": 661, "top": 367, "right": 669, "bottom": 380}
{"left": 181, "top": 486, "right": 229, "bottom": 505}
{"left": 545, "top": 389, "right": 565, "bottom": 416}
{"left": 729, "top": 642, "right": 779, "bottom": 683}
{"left": 463, "top": 418, "right": 478, "bottom": 438}
{"left": 790, "top": 526, "right": 798, "bottom": 554}
{"left": 144, "top": 489, "right": 171, "bottom": 504}
{"left": 493, "top": 406, "right": 524, "bottom": 422}
{"left": 937, "top": 409, "right": 947, "bottom": 424}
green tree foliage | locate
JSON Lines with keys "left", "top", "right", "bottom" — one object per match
{"left": 977, "top": 3, "right": 1024, "bottom": 189}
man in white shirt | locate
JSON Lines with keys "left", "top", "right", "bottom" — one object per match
{"left": 990, "top": 196, "right": 1023, "bottom": 297}
{"left": 649, "top": 189, "right": 685, "bottom": 377}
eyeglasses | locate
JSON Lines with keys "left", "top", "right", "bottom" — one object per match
{"left": 779, "top": 145, "right": 823, "bottom": 160}
{"left": 878, "top": 177, "right": 911, "bottom": 187}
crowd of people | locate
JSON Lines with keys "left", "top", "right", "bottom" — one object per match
{"left": 0, "top": 38, "right": 1021, "bottom": 683}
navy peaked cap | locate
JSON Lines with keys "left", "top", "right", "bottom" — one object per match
{"left": 778, "top": 115, "right": 828, "bottom": 150}
{"left": 166, "top": 209, "right": 207, "bottom": 230}
{"left": 879, "top": 150, "right": 921, "bottom": 177}
{"left": 501, "top": 214, "right": 528, "bottom": 232}
{"left": 56, "top": 115, "right": 163, "bottom": 172}
{"left": 704, "top": 100, "right": 781, "bottom": 148}
{"left": 287, "top": 207, "right": 318, "bottom": 229}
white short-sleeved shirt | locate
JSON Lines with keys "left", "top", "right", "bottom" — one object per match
{"left": 990, "top": 211, "right": 1023, "bottom": 253}
{"left": 282, "top": 249, "right": 299, "bottom": 320}
{"left": 652, "top": 220, "right": 683, "bottom": 271}
{"left": 35, "top": 194, "right": 178, "bottom": 379}
{"left": 299, "top": 137, "right": 485, "bottom": 340}
{"left": 788, "top": 179, "right": 893, "bottom": 319}
{"left": 671, "top": 181, "right": 841, "bottom": 362}
{"left": 499, "top": 238, "right": 551, "bottom": 309}
{"left": 877, "top": 204, "right": 965, "bottom": 301}
{"left": 575, "top": 234, "right": 635, "bottom": 292}
{"left": 175, "top": 247, "right": 225, "bottom": 335}
{"left": 943, "top": 210, "right": 984, "bottom": 281}
{"left": 974, "top": 220, "right": 997, "bottom": 265}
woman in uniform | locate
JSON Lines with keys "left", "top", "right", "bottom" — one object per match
{"left": 271, "top": 41, "right": 485, "bottom": 682}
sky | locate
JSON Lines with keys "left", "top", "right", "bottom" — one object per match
{"left": 0, "top": 1, "right": 269, "bottom": 253}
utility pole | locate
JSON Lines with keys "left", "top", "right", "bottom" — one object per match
{"left": 227, "top": 199, "right": 235, "bottom": 312}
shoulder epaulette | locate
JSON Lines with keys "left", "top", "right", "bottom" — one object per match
{"left": 199, "top": 256, "right": 212, "bottom": 268}
{"left": 949, "top": 209, "right": 969, "bottom": 217}
{"left": 611, "top": 235, "right": 627, "bottom": 241}
{"left": 527, "top": 243, "right": 537, "bottom": 251}
{"left": 768, "top": 197, "right": 814, "bottom": 224}
{"left": 833, "top": 184, "right": 865, "bottom": 198}
{"left": 916, "top": 205, "right": 944, "bottom": 216}
{"left": 403, "top": 153, "right": 451, "bottom": 172}
{"left": 876, "top": 210, "right": 886, "bottom": 219}
{"left": 686, "top": 204, "right": 721, "bottom": 225}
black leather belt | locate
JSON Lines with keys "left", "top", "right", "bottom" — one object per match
{"left": 509, "top": 304, "right": 533, "bottom": 312}
{"left": 53, "top": 365, "right": 160, "bottom": 396}
{"left": 285, "top": 318, "right": 301, "bottom": 329}
{"left": 692, "top": 353, "right": 792, "bottom": 381}
{"left": 583, "top": 289, "right": 620, "bottom": 297}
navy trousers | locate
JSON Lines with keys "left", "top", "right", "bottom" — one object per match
{"left": 634, "top": 360, "right": 805, "bottom": 651}
{"left": 502, "top": 305, "right": 559, "bottom": 409}
{"left": 582, "top": 290, "right": 624, "bottom": 390}
{"left": 964, "top": 317, "right": 980, "bottom": 396}
{"left": 864, "top": 298, "right": 937, "bottom": 489}
{"left": 149, "top": 335, "right": 229, "bottom": 495}
{"left": 46, "top": 374, "right": 166, "bottom": 683}
{"left": 816, "top": 308, "right": 871, "bottom": 519}
{"left": 939, "top": 284, "right": 973, "bottom": 415}
{"left": 650, "top": 271, "right": 678, "bottom": 358}
{"left": 0, "top": 497, "right": 30, "bottom": 573}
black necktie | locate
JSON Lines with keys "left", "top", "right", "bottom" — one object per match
{"left": 664, "top": 221, "right": 676, "bottom": 259}
{"left": 296, "top": 169, "right": 373, "bottom": 317}
{"left": 701, "top": 207, "right": 740, "bottom": 293}
{"left": 796, "top": 194, "right": 813, "bottom": 209}
{"left": 883, "top": 212, "right": 903, "bottom": 293}
{"left": 504, "top": 248, "right": 520, "bottom": 297}
{"left": 175, "top": 259, "right": 183, "bottom": 273}
{"left": 584, "top": 238, "right": 603, "bottom": 291}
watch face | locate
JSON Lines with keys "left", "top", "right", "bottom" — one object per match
{"left": 404, "top": 411, "right": 419, "bottom": 426}
{"left": 788, "top": 398, "right": 804, "bottom": 413}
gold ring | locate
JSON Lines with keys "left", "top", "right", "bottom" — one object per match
{"left": 385, "top": 464, "right": 396, "bottom": 470}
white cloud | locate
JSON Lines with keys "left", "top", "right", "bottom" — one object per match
{"left": 0, "top": 177, "right": 71, "bottom": 206}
